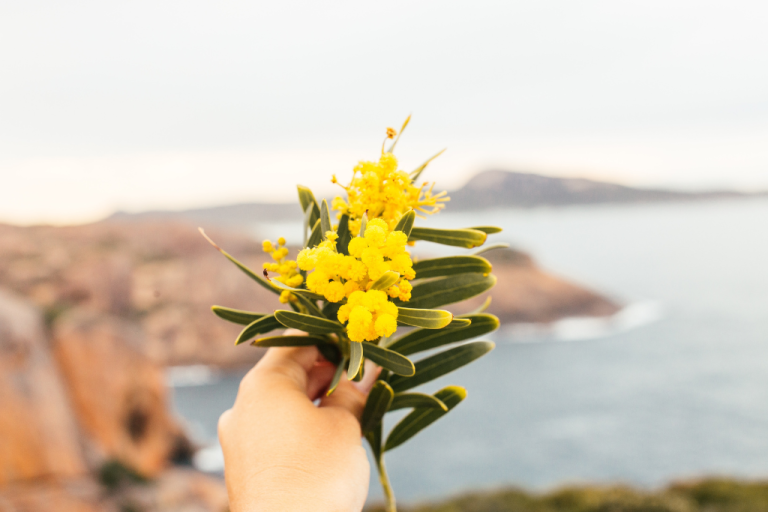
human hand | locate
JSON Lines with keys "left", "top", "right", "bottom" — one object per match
{"left": 219, "top": 332, "right": 378, "bottom": 512}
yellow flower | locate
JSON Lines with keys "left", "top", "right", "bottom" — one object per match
{"left": 333, "top": 151, "right": 449, "bottom": 235}
{"left": 298, "top": 220, "right": 415, "bottom": 340}
{"left": 262, "top": 237, "right": 302, "bottom": 302}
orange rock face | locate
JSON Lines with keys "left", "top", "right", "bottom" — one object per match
{"left": 53, "top": 310, "right": 183, "bottom": 477}
{"left": 0, "top": 289, "right": 87, "bottom": 485}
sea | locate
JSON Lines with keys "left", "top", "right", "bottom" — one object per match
{"left": 169, "top": 198, "right": 768, "bottom": 503}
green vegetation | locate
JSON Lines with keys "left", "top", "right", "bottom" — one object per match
{"left": 366, "top": 479, "right": 768, "bottom": 512}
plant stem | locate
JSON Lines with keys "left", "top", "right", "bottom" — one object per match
{"left": 377, "top": 457, "right": 397, "bottom": 512}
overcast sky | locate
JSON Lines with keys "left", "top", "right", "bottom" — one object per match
{"left": 2, "top": 1, "right": 767, "bottom": 224}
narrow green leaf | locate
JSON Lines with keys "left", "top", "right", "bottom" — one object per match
{"left": 387, "top": 314, "right": 499, "bottom": 356}
{"left": 389, "top": 341, "right": 495, "bottom": 392}
{"left": 370, "top": 271, "right": 400, "bottom": 291}
{"left": 393, "top": 210, "right": 416, "bottom": 237}
{"left": 469, "top": 226, "right": 503, "bottom": 234}
{"left": 365, "top": 421, "right": 383, "bottom": 462}
{"left": 199, "top": 229, "right": 280, "bottom": 296}
{"left": 412, "top": 255, "right": 492, "bottom": 279}
{"left": 361, "top": 381, "right": 395, "bottom": 434}
{"left": 408, "top": 226, "right": 487, "bottom": 248}
{"left": 384, "top": 386, "right": 466, "bottom": 451}
{"left": 321, "top": 301, "right": 342, "bottom": 322}
{"left": 386, "top": 114, "right": 411, "bottom": 154}
{"left": 465, "top": 296, "right": 493, "bottom": 315}
{"left": 317, "top": 342, "right": 342, "bottom": 365}
{"left": 297, "top": 185, "right": 320, "bottom": 227}
{"left": 211, "top": 306, "right": 265, "bottom": 326}
{"left": 362, "top": 343, "right": 415, "bottom": 376}
{"left": 274, "top": 310, "right": 344, "bottom": 334}
{"left": 447, "top": 318, "right": 472, "bottom": 328}
{"left": 307, "top": 218, "right": 322, "bottom": 249}
{"left": 359, "top": 211, "right": 368, "bottom": 237}
{"left": 348, "top": 341, "right": 363, "bottom": 380}
{"left": 320, "top": 199, "right": 332, "bottom": 237}
{"left": 302, "top": 203, "right": 314, "bottom": 247}
{"left": 293, "top": 293, "right": 325, "bottom": 318}
{"left": 389, "top": 392, "right": 447, "bottom": 412}
{"left": 397, "top": 307, "right": 453, "bottom": 329}
{"left": 472, "top": 243, "right": 510, "bottom": 256}
{"left": 410, "top": 148, "right": 446, "bottom": 182}
{"left": 268, "top": 278, "right": 325, "bottom": 300}
{"left": 252, "top": 335, "right": 329, "bottom": 347}
{"left": 397, "top": 273, "right": 496, "bottom": 310}
{"left": 235, "top": 315, "right": 282, "bottom": 345}
{"left": 327, "top": 357, "right": 348, "bottom": 395}
{"left": 337, "top": 214, "right": 351, "bottom": 255}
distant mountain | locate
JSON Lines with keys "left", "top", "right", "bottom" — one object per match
{"left": 106, "top": 170, "right": 765, "bottom": 228}
{"left": 447, "top": 170, "right": 763, "bottom": 210}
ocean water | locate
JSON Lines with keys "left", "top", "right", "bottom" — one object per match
{"left": 170, "top": 198, "right": 768, "bottom": 502}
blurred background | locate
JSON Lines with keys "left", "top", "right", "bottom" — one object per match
{"left": 1, "top": 1, "right": 767, "bottom": 511}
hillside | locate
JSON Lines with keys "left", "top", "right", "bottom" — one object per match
{"left": 447, "top": 170, "right": 761, "bottom": 210}
{"left": 106, "top": 170, "right": 763, "bottom": 228}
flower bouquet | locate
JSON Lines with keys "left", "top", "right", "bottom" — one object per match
{"left": 203, "top": 117, "right": 502, "bottom": 511}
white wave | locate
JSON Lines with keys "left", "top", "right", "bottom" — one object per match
{"left": 166, "top": 365, "right": 220, "bottom": 387}
{"left": 193, "top": 443, "right": 225, "bottom": 473}
{"left": 499, "top": 300, "right": 664, "bottom": 343}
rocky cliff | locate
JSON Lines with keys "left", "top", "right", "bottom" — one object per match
{"left": 0, "top": 288, "right": 228, "bottom": 511}
{"left": 0, "top": 221, "right": 619, "bottom": 367}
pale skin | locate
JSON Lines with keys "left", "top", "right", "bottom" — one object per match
{"left": 219, "top": 330, "right": 379, "bottom": 512}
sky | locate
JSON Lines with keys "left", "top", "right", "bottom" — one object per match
{"left": 1, "top": 1, "right": 767, "bottom": 224}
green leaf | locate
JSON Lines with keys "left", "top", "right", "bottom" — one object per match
{"left": 348, "top": 341, "right": 364, "bottom": 380}
{"left": 370, "top": 271, "right": 400, "bottom": 291}
{"left": 274, "top": 310, "right": 344, "bottom": 334}
{"left": 359, "top": 211, "right": 368, "bottom": 237}
{"left": 320, "top": 199, "right": 332, "bottom": 237}
{"left": 268, "top": 278, "right": 325, "bottom": 300}
{"left": 468, "top": 226, "right": 502, "bottom": 234}
{"left": 446, "top": 317, "right": 472, "bottom": 328}
{"left": 465, "top": 296, "right": 493, "bottom": 315}
{"left": 327, "top": 357, "right": 348, "bottom": 395}
{"left": 321, "top": 301, "right": 342, "bottom": 321}
{"left": 384, "top": 386, "right": 466, "bottom": 451}
{"left": 211, "top": 306, "right": 265, "bottom": 326}
{"left": 199, "top": 229, "right": 280, "bottom": 296}
{"left": 387, "top": 314, "right": 499, "bottom": 356}
{"left": 293, "top": 293, "right": 325, "bottom": 318}
{"left": 410, "top": 148, "right": 446, "bottom": 182}
{"left": 235, "top": 315, "right": 283, "bottom": 345}
{"left": 297, "top": 185, "right": 320, "bottom": 227}
{"left": 389, "top": 392, "right": 447, "bottom": 412}
{"left": 393, "top": 210, "right": 416, "bottom": 237}
{"left": 362, "top": 343, "right": 415, "bottom": 376}
{"left": 472, "top": 243, "right": 510, "bottom": 256}
{"left": 337, "top": 214, "right": 351, "bottom": 256}
{"left": 389, "top": 341, "right": 495, "bottom": 392}
{"left": 365, "top": 422, "right": 383, "bottom": 462}
{"left": 317, "top": 342, "right": 342, "bottom": 365}
{"left": 361, "top": 380, "right": 395, "bottom": 434}
{"left": 397, "top": 307, "right": 454, "bottom": 329}
{"left": 252, "top": 335, "right": 329, "bottom": 347}
{"left": 409, "top": 226, "right": 487, "bottom": 248}
{"left": 307, "top": 218, "right": 322, "bottom": 249}
{"left": 412, "top": 255, "right": 492, "bottom": 279}
{"left": 398, "top": 273, "right": 496, "bottom": 310}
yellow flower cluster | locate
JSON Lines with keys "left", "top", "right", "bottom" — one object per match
{"left": 332, "top": 152, "right": 448, "bottom": 235}
{"left": 338, "top": 289, "right": 398, "bottom": 342}
{"left": 262, "top": 237, "right": 303, "bottom": 303}
{"left": 297, "top": 218, "right": 415, "bottom": 341}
